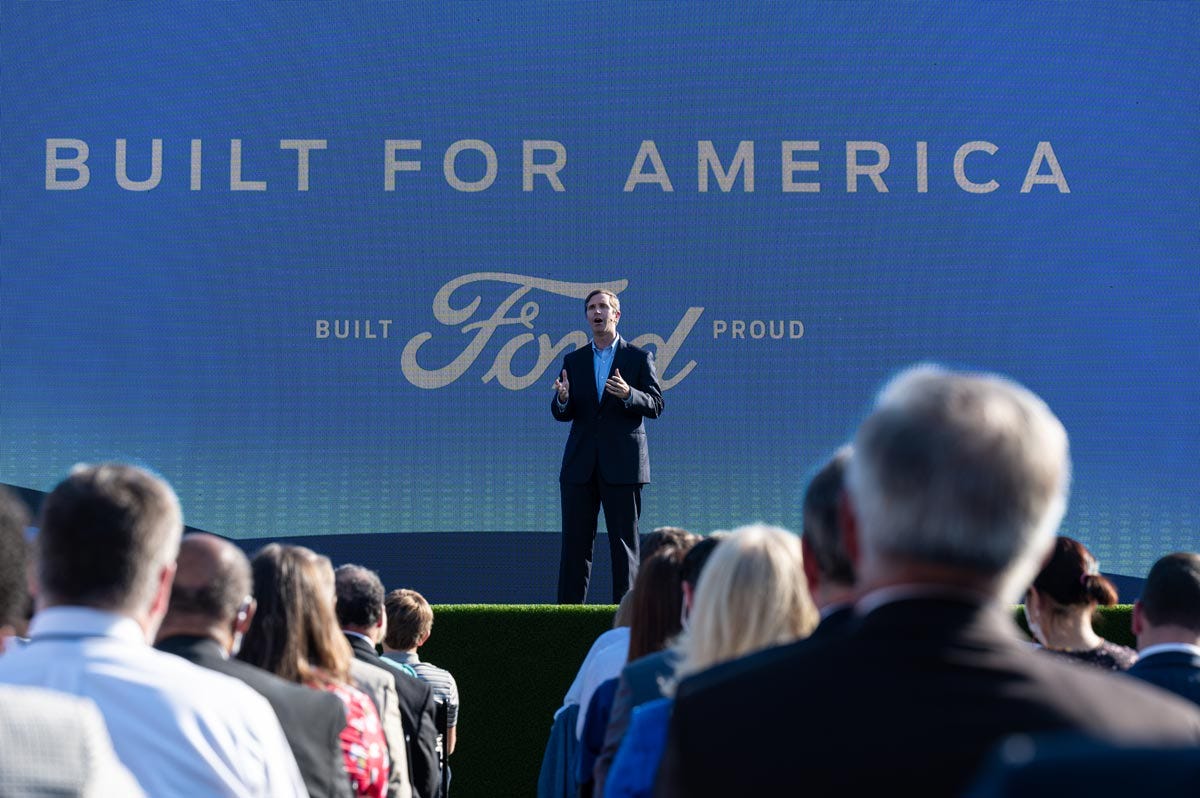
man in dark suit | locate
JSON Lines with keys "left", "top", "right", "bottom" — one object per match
{"left": 552, "top": 288, "right": 664, "bottom": 604}
{"left": 335, "top": 564, "right": 441, "bottom": 798}
{"left": 656, "top": 365, "right": 1200, "bottom": 798}
{"left": 1128, "top": 552, "right": 1200, "bottom": 705}
{"left": 155, "top": 533, "right": 352, "bottom": 798}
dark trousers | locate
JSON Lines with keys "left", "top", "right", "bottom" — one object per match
{"left": 558, "top": 477, "right": 642, "bottom": 603}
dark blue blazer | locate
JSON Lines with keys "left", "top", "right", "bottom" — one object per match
{"left": 655, "top": 598, "right": 1200, "bottom": 798}
{"left": 552, "top": 338, "right": 663, "bottom": 485}
{"left": 1128, "top": 649, "right": 1200, "bottom": 706}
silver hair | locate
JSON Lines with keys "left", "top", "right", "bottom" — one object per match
{"left": 846, "top": 364, "right": 1070, "bottom": 600}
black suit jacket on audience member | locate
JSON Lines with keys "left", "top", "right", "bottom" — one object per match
{"left": 1127, "top": 650, "right": 1200, "bottom": 706}
{"left": 345, "top": 634, "right": 441, "bottom": 798}
{"left": 552, "top": 338, "right": 663, "bottom": 486}
{"left": 654, "top": 597, "right": 1200, "bottom": 798}
{"left": 156, "top": 635, "right": 351, "bottom": 798}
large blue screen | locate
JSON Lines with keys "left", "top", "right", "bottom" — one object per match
{"left": 2, "top": 3, "right": 1197, "bottom": 588}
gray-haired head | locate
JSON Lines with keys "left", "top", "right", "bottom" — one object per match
{"left": 846, "top": 365, "right": 1070, "bottom": 601}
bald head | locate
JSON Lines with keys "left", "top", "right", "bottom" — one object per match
{"left": 157, "top": 533, "right": 252, "bottom": 647}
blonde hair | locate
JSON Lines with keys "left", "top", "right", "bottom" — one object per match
{"left": 670, "top": 524, "right": 817, "bottom": 688}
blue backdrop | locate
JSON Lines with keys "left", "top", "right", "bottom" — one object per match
{"left": 2, "top": 2, "right": 1196, "bottom": 598}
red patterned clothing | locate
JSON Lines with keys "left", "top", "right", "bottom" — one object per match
{"left": 319, "top": 681, "right": 389, "bottom": 798}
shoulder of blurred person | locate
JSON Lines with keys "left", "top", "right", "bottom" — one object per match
{"left": 0, "top": 684, "right": 145, "bottom": 798}
{"left": 965, "top": 732, "right": 1200, "bottom": 798}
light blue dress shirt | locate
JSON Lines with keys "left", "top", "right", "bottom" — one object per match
{"left": 0, "top": 606, "right": 307, "bottom": 798}
{"left": 593, "top": 335, "right": 618, "bottom": 399}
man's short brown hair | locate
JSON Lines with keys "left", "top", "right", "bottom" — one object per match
{"left": 38, "top": 463, "right": 183, "bottom": 613}
{"left": 584, "top": 289, "right": 620, "bottom": 312}
{"left": 384, "top": 588, "right": 433, "bottom": 650}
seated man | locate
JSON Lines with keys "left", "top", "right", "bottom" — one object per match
{"left": 336, "top": 564, "right": 440, "bottom": 798}
{"left": 155, "top": 533, "right": 352, "bottom": 798}
{"left": 1128, "top": 552, "right": 1200, "bottom": 705}
{"left": 656, "top": 365, "right": 1200, "bottom": 798}
{"left": 0, "top": 486, "right": 143, "bottom": 796}
{"left": 0, "top": 464, "right": 306, "bottom": 797}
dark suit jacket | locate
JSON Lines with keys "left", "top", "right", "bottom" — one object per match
{"left": 345, "top": 634, "right": 440, "bottom": 798}
{"left": 552, "top": 338, "right": 663, "bottom": 485}
{"left": 156, "top": 635, "right": 351, "bottom": 798}
{"left": 1127, "top": 649, "right": 1200, "bottom": 706}
{"left": 655, "top": 597, "right": 1200, "bottom": 798}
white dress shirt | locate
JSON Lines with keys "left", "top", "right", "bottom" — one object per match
{"left": 0, "top": 607, "right": 306, "bottom": 798}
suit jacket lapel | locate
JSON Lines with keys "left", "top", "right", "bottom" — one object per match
{"left": 582, "top": 345, "right": 602, "bottom": 410}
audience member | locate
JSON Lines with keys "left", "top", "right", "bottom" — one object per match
{"left": 606, "top": 524, "right": 817, "bottom": 798}
{"left": 639, "top": 527, "right": 696, "bottom": 565}
{"left": 799, "top": 445, "right": 859, "bottom": 633}
{"left": 0, "top": 464, "right": 306, "bottom": 797}
{"left": 1025, "top": 536, "right": 1137, "bottom": 670}
{"left": 655, "top": 365, "right": 1200, "bottom": 797}
{"left": 0, "top": 486, "right": 31, "bottom": 653}
{"left": 383, "top": 589, "right": 462, "bottom": 757}
{"left": 1128, "top": 552, "right": 1200, "bottom": 704}
{"left": 615, "top": 443, "right": 857, "bottom": 778}
{"left": 593, "top": 535, "right": 724, "bottom": 795}
{"left": 578, "top": 546, "right": 690, "bottom": 743}
{"left": 577, "top": 543, "right": 694, "bottom": 796}
{"left": 336, "top": 564, "right": 441, "bottom": 798}
{"left": 155, "top": 533, "right": 353, "bottom": 798}
{"left": 238, "top": 544, "right": 389, "bottom": 798}
{"left": 560, "top": 589, "right": 635, "bottom": 718}
{"left": 0, "top": 484, "right": 143, "bottom": 796}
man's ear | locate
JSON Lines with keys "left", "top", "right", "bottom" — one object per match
{"left": 149, "top": 562, "right": 177, "bottom": 621}
{"left": 235, "top": 598, "right": 257, "bottom": 636}
{"left": 801, "top": 536, "right": 822, "bottom": 596}
{"left": 837, "top": 491, "right": 861, "bottom": 569}
{"left": 1131, "top": 599, "right": 1145, "bottom": 638}
{"left": 418, "top": 630, "right": 431, "bottom": 647}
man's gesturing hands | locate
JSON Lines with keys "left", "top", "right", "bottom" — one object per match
{"left": 554, "top": 368, "right": 631, "bottom": 402}
{"left": 554, "top": 369, "right": 570, "bottom": 403}
{"left": 605, "top": 368, "right": 631, "bottom": 400}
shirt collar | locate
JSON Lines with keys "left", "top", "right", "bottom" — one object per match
{"left": 854, "top": 584, "right": 993, "bottom": 617}
{"left": 592, "top": 333, "right": 620, "bottom": 353}
{"left": 343, "top": 630, "right": 375, "bottom": 646}
{"left": 1139, "top": 642, "right": 1200, "bottom": 659}
{"left": 28, "top": 606, "right": 148, "bottom": 645}
{"left": 386, "top": 650, "right": 420, "bottom": 665}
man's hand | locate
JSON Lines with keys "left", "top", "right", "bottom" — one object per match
{"left": 605, "top": 368, "right": 632, "bottom": 400}
{"left": 554, "top": 369, "right": 570, "bottom": 403}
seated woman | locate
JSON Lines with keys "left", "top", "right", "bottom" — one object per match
{"left": 238, "top": 544, "right": 389, "bottom": 798}
{"left": 1024, "top": 536, "right": 1137, "bottom": 671}
{"left": 604, "top": 524, "right": 818, "bottom": 798}
{"left": 577, "top": 543, "right": 695, "bottom": 797}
